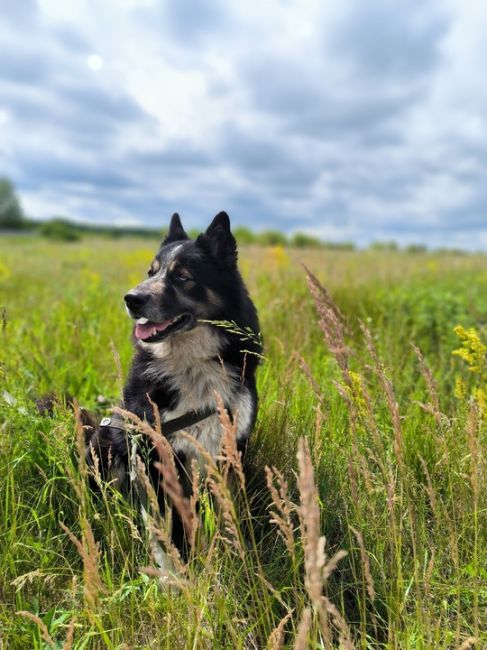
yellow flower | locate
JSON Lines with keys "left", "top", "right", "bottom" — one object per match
{"left": 342, "top": 370, "right": 368, "bottom": 418}
{"left": 267, "top": 245, "right": 289, "bottom": 269}
{"left": 453, "top": 325, "right": 487, "bottom": 416}
{"left": 452, "top": 325, "right": 486, "bottom": 375}
{"left": 474, "top": 387, "right": 487, "bottom": 414}
{"left": 454, "top": 376, "right": 466, "bottom": 399}
{"left": 0, "top": 260, "right": 11, "bottom": 281}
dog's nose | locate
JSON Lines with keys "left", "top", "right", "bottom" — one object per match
{"left": 124, "top": 292, "right": 149, "bottom": 314}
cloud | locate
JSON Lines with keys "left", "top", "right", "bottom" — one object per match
{"left": 0, "top": 0, "right": 486, "bottom": 248}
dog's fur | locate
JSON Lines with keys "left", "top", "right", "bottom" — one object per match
{"left": 86, "top": 212, "right": 261, "bottom": 563}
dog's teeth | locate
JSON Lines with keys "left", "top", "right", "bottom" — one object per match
{"left": 137, "top": 317, "right": 149, "bottom": 325}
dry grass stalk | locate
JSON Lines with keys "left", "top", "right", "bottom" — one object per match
{"left": 296, "top": 438, "right": 350, "bottom": 647}
{"left": 303, "top": 265, "right": 351, "bottom": 383}
{"left": 386, "top": 471, "right": 398, "bottom": 520}
{"left": 293, "top": 608, "right": 311, "bottom": 650}
{"left": 424, "top": 546, "right": 435, "bottom": 598}
{"left": 215, "top": 392, "right": 246, "bottom": 490}
{"left": 60, "top": 520, "right": 105, "bottom": 608}
{"left": 63, "top": 616, "right": 77, "bottom": 650}
{"left": 347, "top": 459, "right": 359, "bottom": 505}
{"left": 349, "top": 526, "right": 376, "bottom": 601}
{"left": 333, "top": 380, "right": 358, "bottom": 429}
{"left": 135, "top": 456, "right": 161, "bottom": 516}
{"left": 361, "top": 324, "right": 404, "bottom": 468}
{"left": 418, "top": 455, "right": 438, "bottom": 517}
{"left": 466, "top": 402, "right": 479, "bottom": 501}
{"left": 134, "top": 456, "right": 186, "bottom": 574}
{"left": 322, "top": 549, "right": 349, "bottom": 581}
{"left": 87, "top": 444, "right": 102, "bottom": 489}
{"left": 457, "top": 638, "right": 478, "bottom": 650}
{"left": 16, "top": 611, "right": 56, "bottom": 648}
{"left": 206, "top": 475, "right": 245, "bottom": 560}
{"left": 150, "top": 525, "right": 186, "bottom": 575}
{"left": 296, "top": 437, "right": 325, "bottom": 603}
{"left": 320, "top": 596, "right": 354, "bottom": 650}
{"left": 313, "top": 403, "right": 324, "bottom": 467}
{"left": 265, "top": 465, "right": 296, "bottom": 561}
{"left": 71, "top": 402, "right": 90, "bottom": 507}
{"left": 294, "top": 352, "right": 324, "bottom": 405}
{"left": 10, "top": 569, "right": 57, "bottom": 591}
{"left": 189, "top": 458, "right": 201, "bottom": 549}
{"left": 110, "top": 339, "right": 124, "bottom": 398}
{"left": 267, "top": 610, "right": 293, "bottom": 650}
{"left": 412, "top": 344, "right": 442, "bottom": 425}
{"left": 355, "top": 450, "right": 374, "bottom": 497}
{"left": 357, "top": 373, "right": 390, "bottom": 463}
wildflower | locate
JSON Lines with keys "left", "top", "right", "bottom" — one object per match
{"left": 452, "top": 326, "right": 486, "bottom": 375}
{"left": 340, "top": 370, "right": 368, "bottom": 418}
{"left": 0, "top": 260, "right": 11, "bottom": 281}
{"left": 452, "top": 325, "right": 487, "bottom": 415}
{"left": 454, "top": 376, "right": 466, "bottom": 399}
{"left": 267, "top": 245, "right": 289, "bottom": 269}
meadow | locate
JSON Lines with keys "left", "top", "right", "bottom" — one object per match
{"left": 0, "top": 236, "right": 486, "bottom": 649}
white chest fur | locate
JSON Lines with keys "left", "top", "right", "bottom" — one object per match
{"left": 141, "top": 326, "right": 253, "bottom": 465}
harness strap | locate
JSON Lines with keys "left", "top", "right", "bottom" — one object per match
{"left": 99, "top": 406, "right": 216, "bottom": 436}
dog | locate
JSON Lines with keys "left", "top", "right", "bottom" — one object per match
{"left": 85, "top": 211, "right": 262, "bottom": 573}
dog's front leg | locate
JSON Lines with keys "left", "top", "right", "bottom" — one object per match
{"left": 129, "top": 439, "right": 183, "bottom": 590}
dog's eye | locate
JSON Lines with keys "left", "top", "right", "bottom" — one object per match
{"left": 178, "top": 273, "right": 190, "bottom": 282}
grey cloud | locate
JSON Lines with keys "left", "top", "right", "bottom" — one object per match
{"left": 0, "top": 0, "right": 39, "bottom": 29}
{"left": 161, "top": 0, "right": 228, "bottom": 42}
{"left": 17, "top": 153, "right": 135, "bottom": 191}
{"left": 329, "top": 1, "right": 449, "bottom": 81}
{"left": 241, "top": 57, "right": 419, "bottom": 149}
{"left": 133, "top": 145, "right": 213, "bottom": 169}
{"left": 0, "top": 47, "right": 49, "bottom": 85}
{"left": 218, "top": 124, "right": 321, "bottom": 193}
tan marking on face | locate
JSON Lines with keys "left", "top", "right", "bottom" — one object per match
{"left": 168, "top": 260, "right": 177, "bottom": 273}
{"left": 149, "top": 277, "right": 166, "bottom": 293}
{"left": 206, "top": 288, "right": 223, "bottom": 307}
{"left": 149, "top": 259, "right": 160, "bottom": 275}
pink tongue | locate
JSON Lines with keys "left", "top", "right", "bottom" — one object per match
{"left": 135, "top": 319, "right": 173, "bottom": 340}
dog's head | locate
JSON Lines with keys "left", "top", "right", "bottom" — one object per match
{"left": 124, "top": 211, "right": 239, "bottom": 344}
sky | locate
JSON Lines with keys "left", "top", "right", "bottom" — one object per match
{"left": 1, "top": 0, "right": 487, "bottom": 248}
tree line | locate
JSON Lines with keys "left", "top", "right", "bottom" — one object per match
{"left": 0, "top": 177, "right": 470, "bottom": 254}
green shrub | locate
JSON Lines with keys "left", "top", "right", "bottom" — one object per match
{"left": 257, "top": 229, "right": 288, "bottom": 246}
{"left": 40, "top": 218, "right": 81, "bottom": 242}
{"left": 290, "top": 232, "right": 322, "bottom": 248}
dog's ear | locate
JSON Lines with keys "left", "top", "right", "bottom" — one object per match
{"left": 197, "top": 211, "right": 237, "bottom": 266}
{"left": 163, "top": 213, "right": 189, "bottom": 244}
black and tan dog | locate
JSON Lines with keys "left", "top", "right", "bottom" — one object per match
{"left": 85, "top": 212, "right": 262, "bottom": 570}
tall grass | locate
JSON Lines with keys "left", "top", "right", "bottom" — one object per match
{"left": 0, "top": 238, "right": 486, "bottom": 648}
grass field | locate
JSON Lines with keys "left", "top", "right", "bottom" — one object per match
{"left": 0, "top": 236, "right": 486, "bottom": 649}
